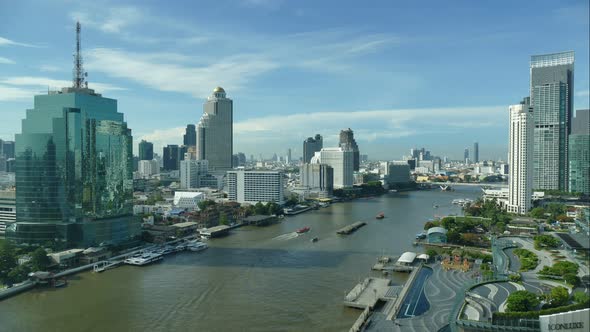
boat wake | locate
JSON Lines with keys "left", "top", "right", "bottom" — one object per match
{"left": 272, "top": 232, "right": 299, "bottom": 241}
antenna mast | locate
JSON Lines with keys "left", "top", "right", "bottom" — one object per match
{"left": 73, "top": 21, "right": 87, "bottom": 89}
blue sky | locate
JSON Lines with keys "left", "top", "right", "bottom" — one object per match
{"left": 0, "top": 0, "right": 588, "bottom": 160}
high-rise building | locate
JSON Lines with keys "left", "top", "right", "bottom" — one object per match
{"left": 138, "top": 160, "right": 159, "bottom": 178}
{"left": 0, "top": 190, "right": 16, "bottom": 236}
{"left": 7, "top": 22, "right": 138, "bottom": 247}
{"left": 138, "top": 140, "right": 154, "bottom": 161}
{"left": 530, "top": 51, "right": 574, "bottom": 191}
{"left": 313, "top": 147, "right": 354, "bottom": 189}
{"left": 227, "top": 170, "right": 284, "bottom": 204}
{"left": 568, "top": 109, "right": 589, "bottom": 194}
{"left": 300, "top": 163, "right": 333, "bottom": 194}
{"left": 183, "top": 124, "right": 196, "bottom": 147}
{"left": 197, "top": 87, "right": 233, "bottom": 171}
{"left": 303, "top": 134, "right": 322, "bottom": 163}
{"left": 339, "top": 128, "right": 360, "bottom": 171}
{"left": 473, "top": 142, "right": 479, "bottom": 163}
{"left": 163, "top": 144, "right": 180, "bottom": 171}
{"left": 464, "top": 148, "right": 469, "bottom": 163}
{"left": 0, "top": 140, "right": 15, "bottom": 159}
{"left": 381, "top": 161, "right": 410, "bottom": 186}
{"left": 286, "top": 148, "right": 292, "bottom": 164}
{"left": 507, "top": 99, "right": 534, "bottom": 215}
{"left": 179, "top": 159, "right": 209, "bottom": 189}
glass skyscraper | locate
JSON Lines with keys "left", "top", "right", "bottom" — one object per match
{"left": 568, "top": 109, "right": 589, "bottom": 195}
{"left": 530, "top": 51, "right": 574, "bottom": 191}
{"left": 138, "top": 140, "right": 154, "bottom": 161}
{"left": 7, "top": 87, "right": 139, "bottom": 246}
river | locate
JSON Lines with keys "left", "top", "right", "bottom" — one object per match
{"left": 0, "top": 186, "right": 482, "bottom": 332}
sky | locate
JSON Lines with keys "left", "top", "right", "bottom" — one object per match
{"left": 0, "top": 0, "right": 589, "bottom": 161}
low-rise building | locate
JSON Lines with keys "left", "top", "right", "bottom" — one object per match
{"left": 173, "top": 191, "right": 205, "bottom": 211}
{"left": 227, "top": 170, "right": 284, "bottom": 204}
{"left": 0, "top": 189, "right": 15, "bottom": 236}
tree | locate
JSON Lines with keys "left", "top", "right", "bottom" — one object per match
{"left": 197, "top": 200, "right": 216, "bottom": 211}
{"left": 446, "top": 230, "right": 461, "bottom": 244}
{"left": 424, "top": 221, "right": 440, "bottom": 230}
{"left": 30, "top": 248, "right": 51, "bottom": 271}
{"left": 141, "top": 231, "right": 155, "bottom": 243}
{"left": 530, "top": 207, "right": 546, "bottom": 219}
{"left": 0, "top": 241, "right": 17, "bottom": 285}
{"left": 549, "top": 286, "right": 569, "bottom": 307}
{"left": 7, "top": 264, "right": 31, "bottom": 284}
{"left": 573, "top": 291, "right": 590, "bottom": 304}
{"left": 506, "top": 290, "right": 540, "bottom": 312}
{"left": 254, "top": 202, "right": 266, "bottom": 215}
{"left": 426, "top": 249, "right": 438, "bottom": 258}
{"left": 495, "top": 222, "right": 506, "bottom": 233}
{"left": 563, "top": 273, "right": 580, "bottom": 286}
{"left": 219, "top": 213, "right": 228, "bottom": 225}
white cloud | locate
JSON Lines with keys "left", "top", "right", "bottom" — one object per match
{"left": 575, "top": 90, "right": 589, "bottom": 97}
{"left": 0, "top": 57, "right": 15, "bottom": 64}
{"left": 0, "top": 85, "right": 37, "bottom": 101}
{"left": 85, "top": 48, "right": 278, "bottom": 98}
{"left": 0, "top": 76, "right": 126, "bottom": 94}
{"left": 0, "top": 36, "right": 38, "bottom": 48}
{"left": 39, "top": 65, "right": 61, "bottom": 72}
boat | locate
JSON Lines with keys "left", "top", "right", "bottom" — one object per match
{"left": 433, "top": 204, "right": 439, "bottom": 208}
{"left": 54, "top": 279, "right": 67, "bottom": 288}
{"left": 389, "top": 189, "right": 398, "bottom": 193}
{"left": 310, "top": 237, "right": 319, "bottom": 243}
{"left": 124, "top": 252, "right": 163, "bottom": 266}
{"left": 376, "top": 212, "right": 385, "bottom": 219}
{"left": 415, "top": 232, "right": 427, "bottom": 239}
{"left": 187, "top": 242, "right": 208, "bottom": 252}
{"left": 296, "top": 227, "right": 311, "bottom": 234}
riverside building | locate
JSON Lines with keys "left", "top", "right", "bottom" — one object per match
{"left": 227, "top": 170, "right": 284, "bottom": 205}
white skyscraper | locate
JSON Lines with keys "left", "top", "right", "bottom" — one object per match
{"left": 180, "top": 159, "right": 209, "bottom": 189}
{"left": 138, "top": 159, "right": 159, "bottom": 178}
{"left": 313, "top": 147, "right": 353, "bottom": 189}
{"left": 507, "top": 99, "right": 534, "bottom": 215}
{"left": 227, "top": 170, "right": 284, "bottom": 204}
{"left": 197, "top": 87, "right": 233, "bottom": 172}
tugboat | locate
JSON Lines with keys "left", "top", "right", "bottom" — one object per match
{"left": 296, "top": 226, "right": 311, "bottom": 234}
{"left": 376, "top": 212, "right": 385, "bottom": 219}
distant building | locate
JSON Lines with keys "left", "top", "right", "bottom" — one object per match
{"left": 339, "top": 128, "right": 360, "bottom": 171}
{"left": 197, "top": 87, "right": 233, "bottom": 172}
{"left": 383, "top": 161, "right": 411, "bottom": 185}
{"left": 138, "top": 140, "right": 154, "bottom": 161}
{"left": 473, "top": 142, "right": 479, "bottom": 163}
{"left": 183, "top": 124, "right": 196, "bottom": 147}
{"left": 531, "top": 51, "right": 574, "bottom": 191}
{"left": 227, "top": 170, "right": 284, "bottom": 204}
{"left": 138, "top": 159, "right": 159, "bottom": 178}
{"left": 286, "top": 148, "right": 292, "bottom": 164}
{"left": 507, "top": 98, "right": 534, "bottom": 215}
{"left": 179, "top": 159, "right": 209, "bottom": 189}
{"left": 0, "top": 140, "right": 15, "bottom": 159}
{"left": 163, "top": 144, "right": 180, "bottom": 171}
{"left": 0, "top": 190, "right": 16, "bottom": 236}
{"left": 300, "top": 163, "right": 333, "bottom": 194}
{"left": 568, "top": 109, "right": 589, "bottom": 194}
{"left": 464, "top": 148, "right": 469, "bottom": 163}
{"left": 303, "top": 134, "right": 322, "bottom": 163}
{"left": 313, "top": 147, "right": 354, "bottom": 189}
{"left": 173, "top": 192, "right": 204, "bottom": 211}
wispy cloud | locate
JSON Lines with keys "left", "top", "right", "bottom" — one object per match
{"left": 575, "top": 90, "right": 590, "bottom": 97}
{"left": 39, "top": 65, "right": 61, "bottom": 72}
{"left": 240, "top": 0, "right": 284, "bottom": 10}
{"left": 0, "top": 85, "right": 37, "bottom": 101}
{"left": 85, "top": 48, "right": 277, "bottom": 98}
{"left": 0, "top": 76, "right": 126, "bottom": 94}
{"left": 0, "top": 57, "right": 15, "bottom": 64}
{"left": 0, "top": 36, "right": 38, "bottom": 48}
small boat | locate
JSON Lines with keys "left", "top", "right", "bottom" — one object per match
{"left": 296, "top": 227, "right": 311, "bottom": 234}
{"left": 433, "top": 204, "right": 439, "bottom": 208}
{"left": 415, "top": 232, "right": 427, "bottom": 239}
{"left": 187, "top": 242, "right": 208, "bottom": 252}
{"left": 376, "top": 212, "right": 385, "bottom": 219}
{"left": 310, "top": 237, "right": 319, "bottom": 243}
{"left": 54, "top": 279, "right": 67, "bottom": 288}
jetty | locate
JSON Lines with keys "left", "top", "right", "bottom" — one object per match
{"left": 336, "top": 221, "right": 366, "bottom": 235}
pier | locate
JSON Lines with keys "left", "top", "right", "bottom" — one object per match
{"left": 336, "top": 221, "right": 367, "bottom": 235}
{"left": 200, "top": 225, "right": 231, "bottom": 238}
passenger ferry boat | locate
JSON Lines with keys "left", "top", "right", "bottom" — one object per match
{"left": 124, "top": 252, "right": 163, "bottom": 266}
{"left": 376, "top": 212, "right": 385, "bottom": 219}
{"left": 296, "top": 227, "right": 310, "bottom": 234}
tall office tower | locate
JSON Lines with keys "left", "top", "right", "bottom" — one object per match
{"left": 8, "top": 22, "right": 138, "bottom": 247}
{"left": 286, "top": 148, "right": 292, "bottom": 164}
{"left": 197, "top": 87, "right": 233, "bottom": 171}
{"left": 227, "top": 170, "right": 284, "bottom": 204}
{"left": 568, "top": 109, "right": 589, "bottom": 194}
{"left": 303, "top": 134, "right": 323, "bottom": 163}
{"left": 339, "top": 128, "right": 360, "bottom": 171}
{"left": 530, "top": 51, "right": 574, "bottom": 191}
{"left": 0, "top": 140, "right": 15, "bottom": 159}
{"left": 464, "top": 148, "right": 469, "bottom": 163}
{"left": 507, "top": 99, "right": 534, "bottom": 215}
{"left": 301, "top": 163, "right": 334, "bottom": 194}
{"left": 473, "top": 142, "right": 479, "bottom": 163}
{"left": 163, "top": 144, "right": 180, "bottom": 171}
{"left": 183, "top": 124, "right": 196, "bottom": 147}
{"left": 138, "top": 140, "right": 154, "bottom": 161}
{"left": 313, "top": 147, "right": 353, "bottom": 188}
{"left": 180, "top": 159, "right": 209, "bottom": 189}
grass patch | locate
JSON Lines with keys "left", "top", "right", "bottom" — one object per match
{"left": 513, "top": 248, "right": 539, "bottom": 271}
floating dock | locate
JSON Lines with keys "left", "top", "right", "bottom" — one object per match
{"left": 336, "top": 221, "right": 367, "bottom": 235}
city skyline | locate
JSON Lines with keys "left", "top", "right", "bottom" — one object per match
{"left": 0, "top": 1, "right": 589, "bottom": 160}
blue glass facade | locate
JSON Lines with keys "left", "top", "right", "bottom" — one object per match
{"left": 7, "top": 88, "right": 139, "bottom": 247}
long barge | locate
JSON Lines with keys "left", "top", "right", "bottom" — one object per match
{"left": 336, "top": 221, "right": 367, "bottom": 235}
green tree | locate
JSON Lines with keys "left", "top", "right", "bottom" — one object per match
{"left": 197, "top": 200, "right": 216, "bottom": 211}
{"left": 426, "top": 249, "right": 438, "bottom": 258}
{"left": 219, "top": 213, "right": 228, "bottom": 225}
{"left": 549, "top": 286, "right": 569, "bottom": 307}
{"left": 530, "top": 207, "right": 546, "bottom": 219}
{"left": 7, "top": 264, "right": 31, "bottom": 284}
{"left": 0, "top": 241, "right": 17, "bottom": 285}
{"left": 506, "top": 290, "right": 540, "bottom": 312}
{"left": 572, "top": 291, "right": 590, "bottom": 304}
{"left": 496, "top": 222, "right": 506, "bottom": 233}
{"left": 563, "top": 273, "right": 580, "bottom": 286}
{"left": 446, "top": 230, "right": 461, "bottom": 244}
{"left": 30, "top": 248, "right": 51, "bottom": 271}
{"left": 254, "top": 202, "right": 266, "bottom": 215}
